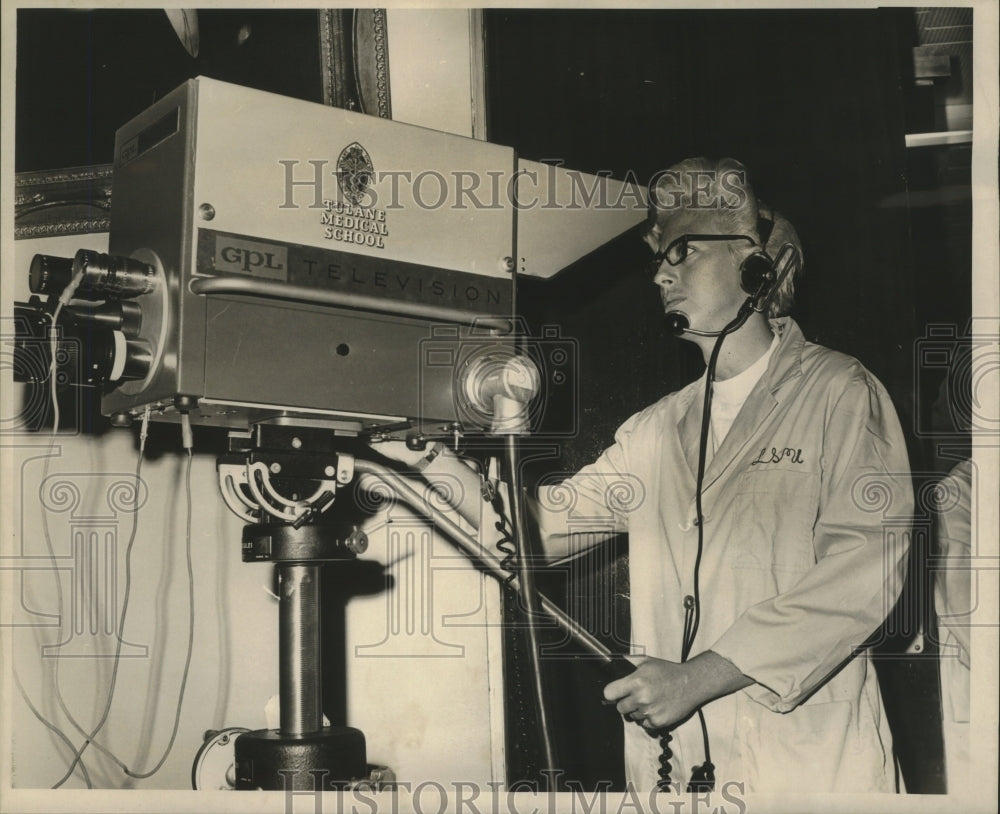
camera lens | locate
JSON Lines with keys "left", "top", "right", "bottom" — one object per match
{"left": 29, "top": 254, "right": 74, "bottom": 296}
{"left": 29, "top": 251, "right": 155, "bottom": 301}
{"left": 11, "top": 302, "right": 150, "bottom": 388}
{"left": 72, "top": 250, "right": 155, "bottom": 300}
{"left": 120, "top": 338, "right": 152, "bottom": 381}
{"left": 59, "top": 327, "right": 152, "bottom": 386}
{"left": 77, "top": 328, "right": 116, "bottom": 386}
{"left": 66, "top": 301, "right": 143, "bottom": 337}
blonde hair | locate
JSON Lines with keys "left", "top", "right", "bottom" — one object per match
{"left": 647, "top": 157, "right": 759, "bottom": 241}
{"left": 760, "top": 207, "right": 804, "bottom": 318}
{"left": 646, "top": 157, "right": 803, "bottom": 317}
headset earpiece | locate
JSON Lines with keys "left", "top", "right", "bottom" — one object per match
{"left": 739, "top": 252, "right": 775, "bottom": 297}
{"left": 739, "top": 210, "right": 777, "bottom": 298}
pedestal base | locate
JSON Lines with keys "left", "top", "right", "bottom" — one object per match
{"left": 234, "top": 726, "right": 368, "bottom": 790}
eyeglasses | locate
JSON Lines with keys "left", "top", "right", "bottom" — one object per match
{"left": 647, "top": 234, "right": 758, "bottom": 274}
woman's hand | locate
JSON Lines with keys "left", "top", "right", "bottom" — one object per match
{"left": 603, "top": 651, "right": 752, "bottom": 730}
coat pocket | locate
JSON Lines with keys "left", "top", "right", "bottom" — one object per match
{"left": 729, "top": 467, "right": 820, "bottom": 575}
{"left": 744, "top": 698, "right": 853, "bottom": 792}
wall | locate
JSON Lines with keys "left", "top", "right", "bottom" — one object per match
{"left": 386, "top": 8, "right": 484, "bottom": 139}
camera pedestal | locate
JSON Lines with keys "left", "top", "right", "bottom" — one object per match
{"left": 234, "top": 727, "right": 368, "bottom": 791}
{"left": 232, "top": 520, "right": 376, "bottom": 790}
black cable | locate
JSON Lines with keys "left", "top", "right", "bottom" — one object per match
{"left": 492, "top": 490, "right": 519, "bottom": 590}
{"left": 658, "top": 297, "right": 757, "bottom": 793}
{"left": 504, "top": 436, "right": 559, "bottom": 787}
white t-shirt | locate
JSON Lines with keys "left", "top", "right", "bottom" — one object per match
{"left": 710, "top": 332, "right": 779, "bottom": 453}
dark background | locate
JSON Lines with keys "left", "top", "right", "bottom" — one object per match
{"left": 15, "top": 6, "right": 973, "bottom": 794}
{"left": 483, "top": 8, "right": 971, "bottom": 793}
{"left": 15, "top": 9, "right": 325, "bottom": 172}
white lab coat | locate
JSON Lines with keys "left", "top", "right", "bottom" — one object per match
{"left": 540, "top": 318, "right": 912, "bottom": 792}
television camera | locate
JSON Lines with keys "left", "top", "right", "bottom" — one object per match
{"left": 13, "top": 77, "right": 645, "bottom": 790}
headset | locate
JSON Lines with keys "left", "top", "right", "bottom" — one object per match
{"left": 664, "top": 205, "right": 799, "bottom": 337}
{"left": 739, "top": 207, "right": 777, "bottom": 305}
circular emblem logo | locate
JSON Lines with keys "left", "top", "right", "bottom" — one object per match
{"left": 337, "top": 142, "right": 375, "bottom": 206}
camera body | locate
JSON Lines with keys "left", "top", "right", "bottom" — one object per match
{"left": 94, "top": 77, "right": 520, "bottom": 434}
{"left": 16, "top": 77, "right": 645, "bottom": 436}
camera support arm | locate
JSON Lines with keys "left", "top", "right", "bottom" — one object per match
{"left": 353, "top": 458, "right": 618, "bottom": 665}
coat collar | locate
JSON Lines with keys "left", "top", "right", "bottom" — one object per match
{"left": 677, "top": 317, "right": 806, "bottom": 484}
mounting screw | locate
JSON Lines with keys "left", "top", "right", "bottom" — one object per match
{"left": 198, "top": 203, "right": 216, "bottom": 221}
{"left": 109, "top": 412, "right": 133, "bottom": 428}
{"left": 500, "top": 256, "right": 515, "bottom": 273}
{"left": 174, "top": 394, "right": 199, "bottom": 412}
{"left": 345, "top": 528, "right": 369, "bottom": 555}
